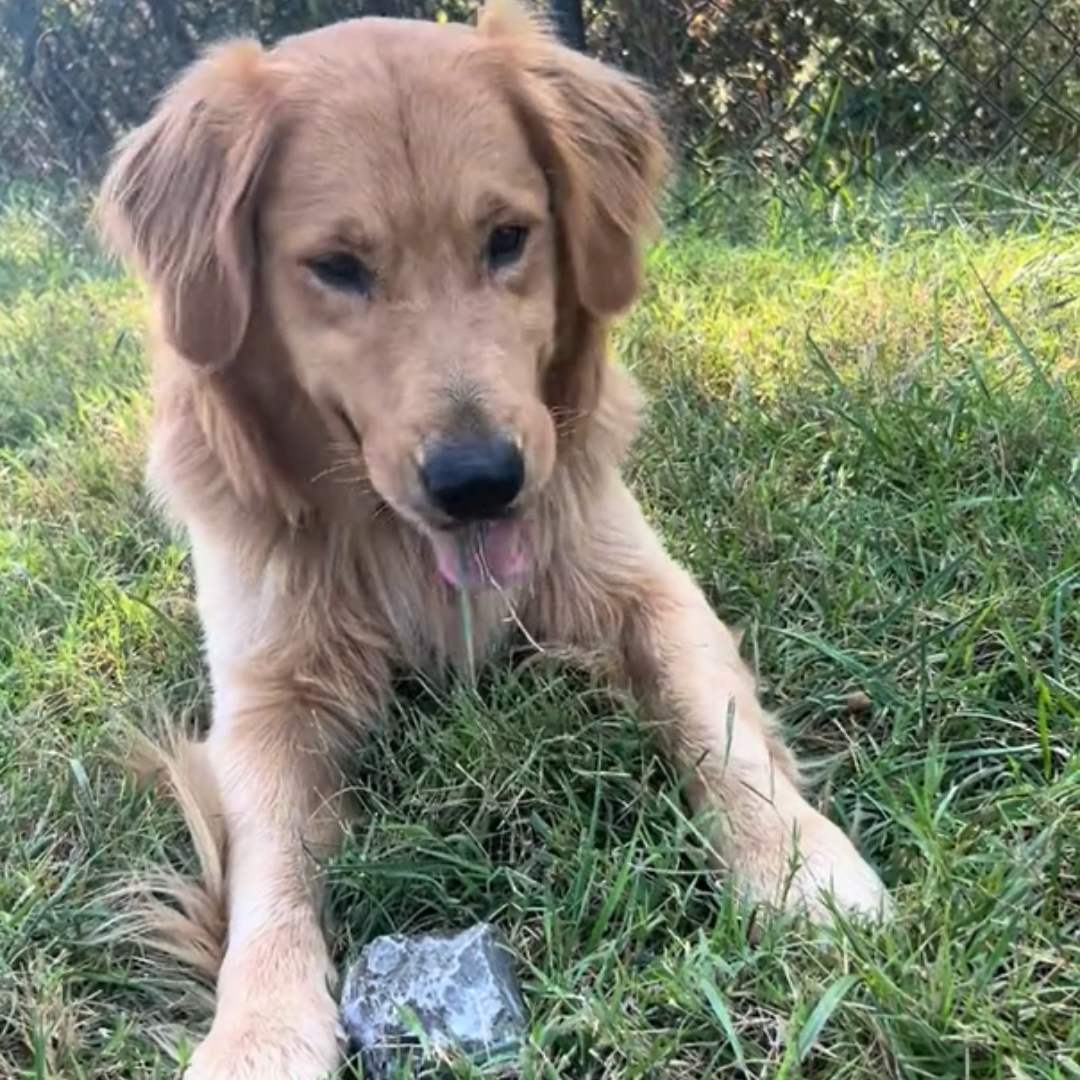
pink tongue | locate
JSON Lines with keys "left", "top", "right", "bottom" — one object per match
{"left": 430, "top": 520, "right": 526, "bottom": 590}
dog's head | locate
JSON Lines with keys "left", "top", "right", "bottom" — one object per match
{"left": 98, "top": 0, "right": 666, "bottom": 588}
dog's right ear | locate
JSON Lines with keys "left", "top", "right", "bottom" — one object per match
{"left": 97, "top": 40, "right": 278, "bottom": 370}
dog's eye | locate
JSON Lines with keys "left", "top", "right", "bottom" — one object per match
{"left": 308, "top": 252, "right": 373, "bottom": 295}
{"left": 485, "top": 225, "right": 528, "bottom": 271}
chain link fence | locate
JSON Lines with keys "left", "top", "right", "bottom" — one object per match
{"left": 1, "top": 0, "right": 1078, "bottom": 220}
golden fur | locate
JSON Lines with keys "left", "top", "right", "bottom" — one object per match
{"left": 98, "top": 4, "right": 888, "bottom": 1077}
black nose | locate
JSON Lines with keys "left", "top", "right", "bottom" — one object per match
{"left": 420, "top": 435, "right": 525, "bottom": 522}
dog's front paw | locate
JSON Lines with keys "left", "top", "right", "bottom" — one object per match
{"left": 785, "top": 813, "right": 891, "bottom": 922}
{"left": 184, "top": 993, "right": 342, "bottom": 1080}
{"left": 733, "top": 809, "right": 891, "bottom": 926}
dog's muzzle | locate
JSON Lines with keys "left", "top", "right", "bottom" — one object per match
{"left": 419, "top": 434, "right": 524, "bottom": 523}
{"left": 419, "top": 434, "right": 528, "bottom": 590}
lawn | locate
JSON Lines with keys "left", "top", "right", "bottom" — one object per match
{"left": 1, "top": 177, "right": 1079, "bottom": 1079}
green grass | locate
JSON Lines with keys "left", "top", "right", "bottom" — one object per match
{"left": 2, "top": 177, "right": 1079, "bottom": 1079}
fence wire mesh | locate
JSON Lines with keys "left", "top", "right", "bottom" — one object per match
{"left": 1, "top": 1, "right": 1078, "bottom": 219}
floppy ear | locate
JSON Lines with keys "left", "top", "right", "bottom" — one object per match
{"left": 96, "top": 40, "right": 278, "bottom": 370}
{"left": 481, "top": 2, "right": 667, "bottom": 429}
{"left": 482, "top": 1, "right": 668, "bottom": 317}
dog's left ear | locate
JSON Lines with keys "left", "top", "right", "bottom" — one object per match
{"left": 482, "top": 1, "right": 668, "bottom": 317}
{"left": 96, "top": 40, "right": 279, "bottom": 370}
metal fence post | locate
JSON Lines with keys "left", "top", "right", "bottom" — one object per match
{"left": 548, "top": 0, "right": 586, "bottom": 52}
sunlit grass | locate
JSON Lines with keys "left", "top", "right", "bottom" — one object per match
{"left": 1, "top": 180, "right": 1078, "bottom": 1079}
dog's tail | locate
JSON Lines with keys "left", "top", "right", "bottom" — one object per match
{"left": 108, "top": 728, "right": 228, "bottom": 986}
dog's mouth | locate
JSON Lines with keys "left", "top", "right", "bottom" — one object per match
{"left": 426, "top": 518, "right": 528, "bottom": 591}
{"left": 327, "top": 405, "right": 531, "bottom": 591}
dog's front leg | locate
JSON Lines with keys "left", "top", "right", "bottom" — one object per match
{"left": 562, "top": 482, "right": 889, "bottom": 924}
{"left": 183, "top": 688, "right": 360, "bottom": 1080}
{"left": 178, "top": 531, "right": 386, "bottom": 1080}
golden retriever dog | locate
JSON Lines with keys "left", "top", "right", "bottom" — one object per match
{"left": 98, "top": 2, "right": 889, "bottom": 1076}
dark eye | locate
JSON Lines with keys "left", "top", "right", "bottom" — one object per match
{"left": 485, "top": 225, "right": 528, "bottom": 271}
{"left": 307, "top": 252, "right": 373, "bottom": 295}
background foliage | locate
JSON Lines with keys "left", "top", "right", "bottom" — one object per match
{"left": 1, "top": 0, "right": 1077, "bottom": 208}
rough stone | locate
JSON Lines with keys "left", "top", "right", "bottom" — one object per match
{"left": 339, "top": 923, "right": 527, "bottom": 1078}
